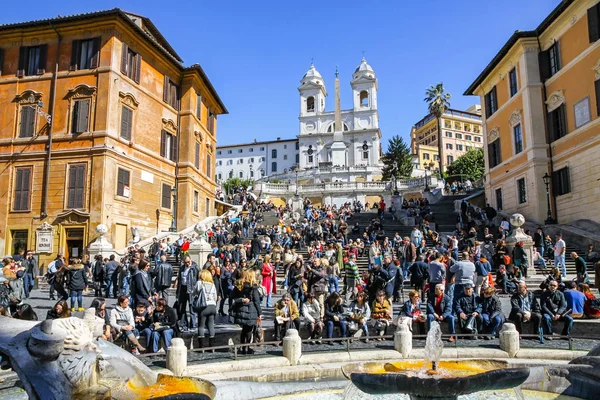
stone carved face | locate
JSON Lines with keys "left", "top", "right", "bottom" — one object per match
{"left": 510, "top": 214, "right": 525, "bottom": 228}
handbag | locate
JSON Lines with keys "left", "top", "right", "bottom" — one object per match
{"left": 192, "top": 285, "right": 207, "bottom": 311}
{"left": 464, "top": 316, "right": 477, "bottom": 333}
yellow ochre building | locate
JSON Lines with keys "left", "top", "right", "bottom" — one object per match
{"left": 465, "top": 0, "right": 600, "bottom": 225}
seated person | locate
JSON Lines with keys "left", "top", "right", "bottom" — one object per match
{"left": 133, "top": 301, "right": 153, "bottom": 350}
{"left": 563, "top": 281, "right": 585, "bottom": 319}
{"left": 302, "top": 293, "right": 323, "bottom": 343}
{"left": 346, "top": 292, "right": 371, "bottom": 340}
{"left": 46, "top": 300, "right": 71, "bottom": 320}
{"left": 325, "top": 292, "right": 347, "bottom": 341}
{"left": 579, "top": 283, "right": 600, "bottom": 319}
{"left": 539, "top": 267, "right": 563, "bottom": 292}
{"left": 426, "top": 284, "right": 456, "bottom": 342}
{"left": 401, "top": 290, "right": 426, "bottom": 335}
{"left": 541, "top": 280, "right": 573, "bottom": 338}
{"left": 110, "top": 295, "right": 146, "bottom": 354}
{"left": 274, "top": 293, "right": 301, "bottom": 341}
{"left": 372, "top": 290, "right": 393, "bottom": 339}
{"left": 509, "top": 281, "right": 542, "bottom": 336}
{"left": 455, "top": 284, "right": 482, "bottom": 338}
{"left": 532, "top": 248, "right": 547, "bottom": 270}
{"left": 480, "top": 287, "right": 504, "bottom": 336}
{"left": 150, "top": 298, "right": 178, "bottom": 353}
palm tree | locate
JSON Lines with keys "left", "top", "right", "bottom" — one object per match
{"left": 424, "top": 83, "right": 451, "bottom": 172}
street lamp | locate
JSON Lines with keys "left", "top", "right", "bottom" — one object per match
{"left": 169, "top": 186, "right": 177, "bottom": 232}
{"left": 542, "top": 172, "right": 556, "bottom": 225}
{"left": 295, "top": 167, "right": 299, "bottom": 196}
{"left": 27, "top": 95, "right": 52, "bottom": 124}
{"left": 424, "top": 162, "right": 434, "bottom": 192}
{"left": 392, "top": 166, "right": 399, "bottom": 195}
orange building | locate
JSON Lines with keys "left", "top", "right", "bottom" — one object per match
{"left": 0, "top": 9, "right": 227, "bottom": 264}
{"left": 465, "top": 0, "right": 600, "bottom": 225}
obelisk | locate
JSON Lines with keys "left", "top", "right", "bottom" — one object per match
{"left": 331, "top": 66, "right": 347, "bottom": 167}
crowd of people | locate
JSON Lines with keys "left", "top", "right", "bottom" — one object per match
{"left": 2, "top": 186, "right": 600, "bottom": 355}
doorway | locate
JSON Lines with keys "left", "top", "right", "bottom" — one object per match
{"left": 11, "top": 230, "right": 28, "bottom": 256}
{"left": 115, "top": 223, "right": 128, "bottom": 250}
{"left": 65, "top": 228, "right": 84, "bottom": 261}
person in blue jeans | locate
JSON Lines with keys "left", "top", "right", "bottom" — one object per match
{"left": 427, "top": 283, "right": 456, "bottom": 342}
{"left": 133, "top": 301, "right": 153, "bottom": 350}
{"left": 150, "top": 298, "right": 178, "bottom": 353}
{"left": 325, "top": 292, "right": 347, "bottom": 341}
{"left": 67, "top": 259, "right": 88, "bottom": 312}
{"left": 541, "top": 280, "right": 573, "bottom": 337}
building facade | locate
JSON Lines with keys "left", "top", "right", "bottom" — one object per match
{"left": 216, "top": 138, "right": 299, "bottom": 182}
{"left": 0, "top": 9, "right": 227, "bottom": 264}
{"left": 465, "top": 0, "right": 600, "bottom": 225}
{"left": 410, "top": 106, "right": 483, "bottom": 172}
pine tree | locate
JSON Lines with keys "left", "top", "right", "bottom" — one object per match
{"left": 381, "top": 135, "right": 413, "bottom": 181}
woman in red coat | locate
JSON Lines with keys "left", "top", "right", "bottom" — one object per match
{"left": 261, "top": 255, "right": 276, "bottom": 307}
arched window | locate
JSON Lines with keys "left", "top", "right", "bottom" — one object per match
{"left": 228, "top": 170, "right": 233, "bottom": 178}
{"left": 306, "top": 96, "right": 315, "bottom": 112}
{"left": 218, "top": 173, "right": 222, "bottom": 180}
{"left": 250, "top": 170, "right": 254, "bottom": 178}
{"left": 260, "top": 169, "right": 265, "bottom": 176}
{"left": 239, "top": 171, "right": 243, "bottom": 178}
{"left": 272, "top": 149, "right": 277, "bottom": 159}
{"left": 360, "top": 90, "right": 369, "bottom": 107}
{"left": 327, "top": 123, "right": 350, "bottom": 133}
{"left": 271, "top": 162, "right": 277, "bottom": 172}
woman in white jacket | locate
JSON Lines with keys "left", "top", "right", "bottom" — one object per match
{"left": 302, "top": 293, "right": 323, "bottom": 343}
{"left": 194, "top": 269, "right": 218, "bottom": 349}
{"left": 109, "top": 295, "right": 146, "bottom": 354}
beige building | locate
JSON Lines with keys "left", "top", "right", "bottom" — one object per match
{"left": 410, "top": 106, "right": 483, "bottom": 172}
{"left": 0, "top": 9, "right": 227, "bottom": 264}
{"left": 464, "top": 0, "right": 600, "bottom": 225}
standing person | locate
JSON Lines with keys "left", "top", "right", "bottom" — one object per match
{"left": 174, "top": 256, "right": 200, "bottom": 332}
{"left": 91, "top": 255, "right": 105, "bottom": 297}
{"left": 513, "top": 241, "right": 529, "bottom": 278}
{"left": 533, "top": 228, "right": 545, "bottom": 259}
{"left": 47, "top": 254, "right": 64, "bottom": 301}
{"left": 150, "top": 298, "right": 178, "bottom": 353}
{"left": 408, "top": 255, "right": 429, "bottom": 298}
{"left": 154, "top": 254, "right": 173, "bottom": 299}
{"left": 427, "top": 252, "right": 446, "bottom": 300}
{"left": 104, "top": 255, "right": 120, "bottom": 299}
{"left": 474, "top": 257, "right": 492, "bottom": 296}
{"left": 449, "top": 252, "right": 476, "bottom": 302}
{"left": 344, "top": 255, "right": 360, "bottom": 303}
{"left": 250, "top": 234, "right": 262, "bottom": 260}
{"left": 130, "top": 260, "right": 153, "bottom": 308}
{"left": 219, "top": 259, "right": 235, "bottom": 317}
{"left": 232, "top": 270, "right": 262, "bottom": 354}
{"left": 306, "top": 258, "right": 328, "bottom": 317}
{"left": 554, "top": 233, "right": 567, "bottom": 279}
{"left": 261, "top": 255, "right": 276, "bottom": 307}
{"left": 194, "top": 270, "right": 218, "bottom": 349}
{"left": 326, "top": 256, "right": 340, "bottom": 294}
{"left": 402, "top": 237, "right": 417, "bottom": 281}
{"left": 67, "top": 258, "right": 88, "bottom": 312}
{"left": 571, "top": 252, "right": 589, "bottom": 284}
{"left": 541, "top": 280, "right": 573, "bottom": 338}
{"left": 22, "top": 251, "right": 38, "bottom": 299}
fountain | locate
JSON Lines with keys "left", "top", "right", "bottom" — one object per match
{"left": 343, "top": 321, "right": 530, "bottom": 400}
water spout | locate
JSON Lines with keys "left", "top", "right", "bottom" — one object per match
{"left": 424, "top": 321, "right": 443, "bottom": 370}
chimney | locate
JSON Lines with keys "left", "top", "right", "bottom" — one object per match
{"left": 277, "top": 137, "right": 281, "bottom": 140}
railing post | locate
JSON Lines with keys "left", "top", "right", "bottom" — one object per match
{"left": 499, "top": 323, "right": 520, "bottom": 357}
{"left": 166, "top": 338, "right": 187, "bottom": 376}
{"left": 282, "top": 329, "right": 302, "bottom": 366}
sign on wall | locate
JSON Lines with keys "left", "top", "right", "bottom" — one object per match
{"left": 36, "top": 222, "right": 54, "bottom": 253}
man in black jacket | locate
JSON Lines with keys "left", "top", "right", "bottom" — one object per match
{"left": 480, "top": 287, "right": 504, "bottom": 336}
{"left": 250, "top": 234, "right": 262, "bottom": 260}
{"left": 131, "top": 260, "right": 153, "bottom": 307}
{"left": 509, "top": 281, "right": 542, "bottom": 335}
{"left": 541, "top": 280, "right": 573, "bottom": 337}
{"left": 23, "top": 251, "right": 38, "bottom": 299}
{"left": 150, "top": 298, "right": 178, "bottom": 353}
{"left": 154, "top": 255, "right": 173, "bottom": 299}
{"left": 174, "top": 256, "right": 199, "bottom": 331}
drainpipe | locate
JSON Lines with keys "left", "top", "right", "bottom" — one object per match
{"left": 171, "top": 77, "right": 183, "bottom": 232}
{"left": 536, "top": 35, "right": 558, "bottom": 224}
{"left": 41, "top": 22, "right": 62, "bottom": 219}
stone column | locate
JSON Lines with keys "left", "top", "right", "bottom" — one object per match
{"left": 87, "top": 224, "right": 114, "bottom": 259}
{"left": 499, "top": 323, "right": 520, "bottom": 358}
{"left": 505, "top": 213, "right": 534, "bottom": 274}
{"left": 282, "top": 329, "right": 302, "bottom": 366}
{"left": 394, "top": 323, "right": 412, "bottom": 358}
{"left": 166, "top": 338, "right": 187, "bottom": 376}
{"left": 187, "top": 223, "right": 212, "bottom": 268}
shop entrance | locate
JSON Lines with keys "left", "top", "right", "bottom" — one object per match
{"left": 65, "top": 228, "right": 84, "bottom": 261}
{"left": 11, "top": 230, "right": 28, "bottom": 256}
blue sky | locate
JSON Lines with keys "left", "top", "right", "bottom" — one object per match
{"left": 1, "top": 0, "right": 559, "bottom": 147}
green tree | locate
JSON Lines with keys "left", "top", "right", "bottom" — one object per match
{"left": 424, "top": 83, "right": 451, "bottom": 171}
{"left": 381, "top": 135, "right": 413, "bottom": 180}
{"left": 444, "top": 148, "right": 485, "bottom": 182}
{"left": 222, "top": 177, "right": 253, "bottom": 195}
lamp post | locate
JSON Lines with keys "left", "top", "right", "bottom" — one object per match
{"left": 27, "top": 95, "right": 52, "bottom": 124}
{"left": 295, "top": 168, "right": 299, "bottom": 196}
{"left": 542, "top": 173, "right": 556, "bottom": 225}
{"left": 169, "top": 186, "right": 177, "bottom": 232}
{"left": 424, "top": 162, "right": 433, "bottom": 192}
{"left": 392, "top": 166, "right": 399, "bottom": 195}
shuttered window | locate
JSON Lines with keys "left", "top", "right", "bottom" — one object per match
{"left": 547, "top": 104, "right": 567, "bottom": 142}
{"left": 193, "top": 190, "right": 199, "bottom": 213}
{"left": 539, "top": 42, "right": 561, "bottom": 81}
{"left": 161, "top": 183, "right": 171, "bottom": 209}
{"left": 552, "top": 167, "right": 571, "bottom": 196}
{"left": 495, "top": 188, "right": 503, "bottom": 211}
{"left": 120, "top": 43, "right": 141, "bottom": 83}
{"left": 13, "top": 167, "right": 32, "bottom": 211}
{"left": 484, "top": 86, "right": 497, "bottom": 117}
{"left": 588, "top": 3, "right": 600, "bottom": 43}
{"left": 595, "top": 79, "right": 600, "bottom": 116}
{"left": 163, "top": 76, "right": 180, "bottom": 109}
{"left": 508, "top": 68, "right": 518, "bottom": 97}
{"left": 488, "top": 139, "right": 501, "bottom": 168}
{"left": 67, "top": 164, "right": 86, "bottom": 209}
{"left": 116, "top": 168, "right": 130, "bottom": 198}
{"left": 160, "top": 130, "right": 177, "bottom": 161}
{"left": 194, "top": 142, "right": 200, "bottom": 169}
{"left": 206, "top": 154, "right": 212, "bottom": 178}
{"left": 19, "top": 106, "right": 36, "bottom": 138}
{"left": 120, "top": 106, "right": 133, "bottom": 141}
{"left": 517, "top": 178, "right": 527, "bottom": 204}
{"left": 17, "top": 45, "right": 47, "bottom": 77}
{"left": 196, "top": 93, "right": 202, "bottom": 119}
{"left": 70, "top": 38, "right": 101, "bottom": 70}
{"left": 71, "top": 100, "right": 90, "bottom": 134}
{"left": 207, "top": 110, "right": 216, "bottom": 134}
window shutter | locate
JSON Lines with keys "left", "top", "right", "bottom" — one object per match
{"left": 67, "top": 166, "right": 77, "bottom": 208}
{"left": 14, "top": 169, "right": 23, "bottom": 210}
{"left": 595, "top": 80, "right": 600, "bottom": 116}
{"left": 0, "top": 48, "right": 4, "bottom": 77}
{"left": 120, "top": 43, "right": 128, "bottom": 75}
{"left": 134, "top": 54, "right": 142, "bottom": 83}
{"left": 170, "top": 134, "right": 178, "bottom": 162}
{"left": 539, "top": 50, "right": 550, "bottom": 81}
{"left": 120, "top": 106, "right": 132, "bottom": 140}
{"left": 75, "top": 100, "right": 90, "bottom": 133}
{"left": 196, "top": 94, "right": 202, "bottom": 119}
{"left": 162, "top": 183, "right": 171, "bottom": 209}
{"left": 90, "top": 37, "right": 101, "bottom": 69}
{"left": 546, "top": 110, "right": 555, "bottom": 142}
{"left": 37, "top": 44, "right": 47, "bottom": 75}
{"left": 160, "top": 130, "right": 167, "bottom": 157}
{"left": 17, "top": 46, "right": 26, "bottom": 77}
{"left": 558, "top": 105, "right": 567, "bottom": 138}
{"left": 163, "top": 75, "right": 170, "bottom": 103}
{"left": 491, "top": 87, "right": 497, "bottom": 112}
{"left": 71, "top": 101, "right": 80, "bottom": 133}
{"left": 70, "top": 40, "right": 81, "bottom": 71}
{"left": 551, "top": 170, "right": 559, "bottom": 196}
{"left": 16, "top": 168, "right": 31, "bottom": 211}
{"left": 20, "top": 107, "right": 35, "bottom": 138}
{"left": 195, "top": 142, "right": 200, "bottom": 169}
{"left": 589, "top": 5, "right": 600, "bottom": 43}
{"left": 76, "top": 165, "right": 85, "bottom": 208}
